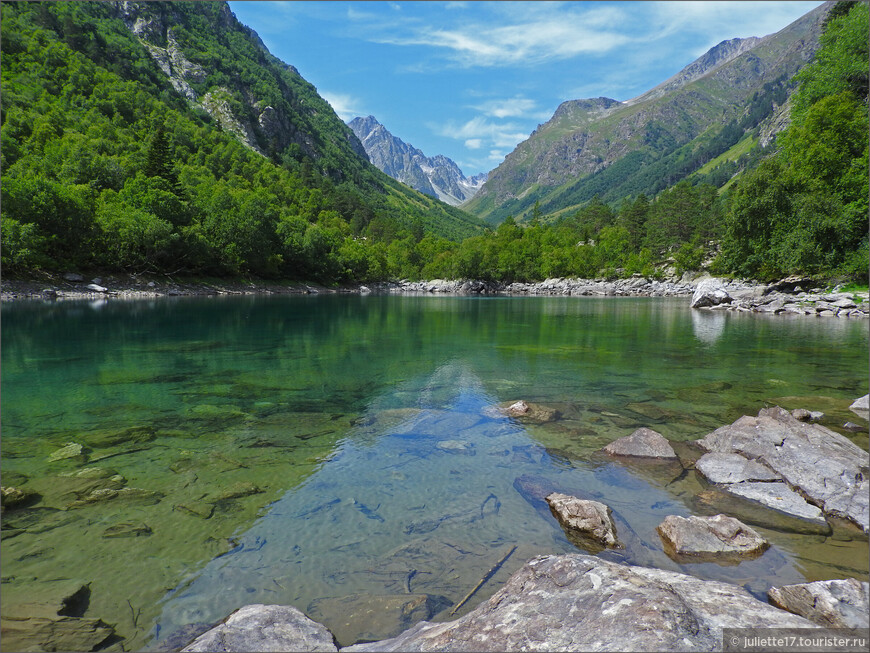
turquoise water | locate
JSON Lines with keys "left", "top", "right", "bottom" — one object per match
{"left": 1, "top": 295, "right": 867, "bottom": 650}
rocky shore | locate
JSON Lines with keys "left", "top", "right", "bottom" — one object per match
{"left": 163, "top": 399, "right": 869, "bottom": 652}
{"left": 2, "top": 273, "right": 866, "bottom": 318}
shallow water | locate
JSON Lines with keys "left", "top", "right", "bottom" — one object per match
{"left": 1, "top": 295, "right": 867, "bottom": 650}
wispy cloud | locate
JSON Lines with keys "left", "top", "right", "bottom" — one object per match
{"left": 372, "top": 5, "right": 633, "bottom": 68}
{"left": 472, "top": 96, "right": 552, "bottom": 120}
{"left": 435, "top": 116, "right": 529, "bottom": 150}
{"left": 321, "top": 91, "right": 365, "bottom": 121}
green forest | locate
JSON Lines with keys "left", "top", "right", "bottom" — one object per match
{"left": 1, "top": 1, "right": 867, "bottom": 284}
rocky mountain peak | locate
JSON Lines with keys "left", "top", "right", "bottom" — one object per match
{"left": 348, "top": 116, "right": 487, "bottom": 206}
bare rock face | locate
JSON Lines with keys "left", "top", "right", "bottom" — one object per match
{"left": 850, "top": 394, "right": 869, "bottom": 419}
{"left": 545, "top": 493, "right": 620, "bottom": 551}
{"left": 769, "top": 579, "right": 869, "bottom": 628}
{"left": 695, "top": 407, "right": 870, "bottom": 532}
{"left": 656, "top": 514, "right": 769, "bottom": 562}
{"left": 691, "top": 278, "right": 732, "bottom": 308}
{"left": 181, "top": 604, "right": 338, "bottom": 652}
{"left": 603, "top": 427, "right": 677, "bottom": 459}
{"left": 344, "top": 554, "right": 815, "bottom": 652}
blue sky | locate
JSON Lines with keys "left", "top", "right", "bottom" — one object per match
{"left": 227, "top": 1, "right": 823, "bottom": 176}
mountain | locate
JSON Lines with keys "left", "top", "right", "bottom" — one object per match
{"left": 1, "top": 1, "right": 485, "bottom": 280}
{"left": 464, "top": 2, "right": 832, "bottom": 224}
{"left": 348, "top": 115, "right": 487, "bottom": 206}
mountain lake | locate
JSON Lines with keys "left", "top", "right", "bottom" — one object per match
{"left": 1, "top": 294, "right": 868, "bottom": 650}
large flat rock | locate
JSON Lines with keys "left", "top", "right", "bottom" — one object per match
{"left": 182, "top": 604, "right": 338, "bottom": 652}
{"left": 603, "top": 427, "right": 677, "bottom": 459}
{"left": 768, "top": 579, "right": 869, "bottom": 628}
{"left": 656, "top": 514, "right": 769, "bottom": 563}
{"left": 344, "top": 554, "right": 815, "bottom": 652}
{"left": 695, "top": 453, "right": 780, "bottom": 484}
{"left": 695, "top": 407, "right": 870, "bottom": 532}
{"left": 722, "top": 481, "right": 827, "bottom": 526}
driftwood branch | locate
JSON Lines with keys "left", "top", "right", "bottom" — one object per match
{"left": 449, "top": 545, "right": 517, "bottom": 616}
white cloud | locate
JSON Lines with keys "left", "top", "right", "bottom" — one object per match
{"left": 373, "top": 5, "right": 634, "bottom": 68}
{"left": 472, "top": 96, "right": 552, "bottom": 120}
{"left": 438, "top": 116, "right": 529, "bottom": 149}
{"left": 464, "top": 138, "right": 482, "bottom": 149}
{"left": 321, "top": 91, "right": 365, "bottom": 121}
{"left": 445, "top": 1, "right": 468, "bottom": 9}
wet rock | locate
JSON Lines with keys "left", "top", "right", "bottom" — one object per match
{"left": 344, "top": 554, "right": 814, "bottom": 652}
{"left": 66, "top": 487, "right": 163, "bottom": 509}
{"left": 308, "top": 594, "right": 451, "bottom": 648}
{"left": 0, "top": 580, "right": 116, "bottom": 652}
{"left": 546, "top": 493, "right": 619, "bottom": 552}
{"left": 722, "top": 481, "right": 827, "bottom": 526}
{"left": 768, "top": 579, "right": 869, "bottom": 628}
{"left": 80, "top": 425, "right": 156, "bottom": 448}
{"left": 176, "top": 501, "right": 215, "bottom": 519}
{"left": 603, "top": 427, "right": 676, "bottom": 459}
{"left": 48, "top": 442, "right": 87, "bottom": 463}
{"left": 691, "top": 278, "right": 732, "bottom": 308}
{"left": 435, "top": 440, "right": 475, "bottom": 455}
{"left": 695, "top": 452, "right": 780, "bottom": 484}
{"left": 696, "top": 407, "right": 870, "bottom": 532}
{"left": 656, "top": 514, "right": 769, "bottom": 562}
{"left": 1, "top": 486, "right": 40, "bottom": 511}
{"left": 500, "top": 400, "right": 562, "bottom": 423}
{"left": 849, "top": 394, "right": 869, "bottom": 418}
{"left": 692, "top": 490, "right": 831, "bottom": 535}
{"left": 102, "top": 521, "right": 153, "bottom": 538}
{"left": 181, "top": 604, "right": 338, "bottom": 652}
{"left": 843, "top": 421, "right": 867, "bottom": 433}
{"left": 211, "top": 482, "right": 264, "bottom": 503}
{"left": 791, "top": 408, "right": 823, "bottom": 422}
{"left": 86, "top": 283, "right": 107, "bottom": 293}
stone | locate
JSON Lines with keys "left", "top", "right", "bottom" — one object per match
{"left": 695, "top": 452, "right": 781, "bottom": 484}
{"left": 849, "top": 394, "right": 869, "bottom": 418}
{"left": 48, "top": 442, "right": 87, "bottom": 463}
{"left": 603, "top": 427, "right": 677, "bottom": 459}
{"left": 66, "top": 487, "right": 163, "bottom": 509}
{"left": 692, "top": 489, "right": 831, "bottom": 535}
{"left": 102, "top": 521, "right": 153, "bottom": 538}
{"left": 307, "top": 594, "right": 451, "bottom": 648}
{"left": 843, "top": 421, "right": 866, "bottom": 433}
{"left": 656, "top": 514, "right": 769, "bottom": 562}
{"left": 343, "top": 554, "right": 815, "bottom": 652}
{"left": 691, "top": 278, "right": 732, "bottom": 308}
{"left": 500, "top": 400, "right": 561, "bottom": 423}
{"left": 435, "top": 440, "right": 475, "bottom": 455}
{"left": 80, "top": 425, "right": 156, "bottom": 448}
{"left": 210, "top": 482, "right": 264, "bottom": 503}
{"left": 768, "top": 579, "right": 869, "bottom": 628}
{"left": 181, "top": 604, "right": 338, "bottom": 652}
{"left": 721, "top": 481, "right": 828, "bottom": 525}
{"left": 86, "top": 283, "right": 107, "bottom": 293}
{"left": 1, "top": 486, "right": 39, "bottom": 510}
{"left": 176, "top": 501, "right": 215, "bottom": 519}
{"left": 696, "top": 407, "right": 870, "bottom": 532}
{"left": 546, "top": 493, "right": 620, "bottom": 551}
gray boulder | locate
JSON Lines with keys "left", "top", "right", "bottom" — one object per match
{"left": 850, "top": 394, "right": 869, "bottom": 418}
{"left": 768, "top": 579, "right": 869, "bottom": 628}
{"left": 656, "top": 514, "right": 769, "bottom": 562}
{"left": 695, "top": 452, "right": 780, "bottom": 484}
{"left": 691, "top": 278, "right": 732, "bottom": 308}
{"left": 695, "top": 407, "right": 870, "bottom": 532}
{"left": 721, "top": 482, "right": 827, "bottom": 526}
{"left": 603, "top": 427, "right": 677, "bottom": 459}
{"left": 181, "top": 604, "right": 338, "bottom": 652}
{"left": 545, "top": 493, "right": 620, "bottom": 551}
{"left": 344, "top": 554, "right": 814, "bottom": 652}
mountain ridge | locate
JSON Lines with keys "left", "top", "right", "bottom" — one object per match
{"left": 348, "top": 115, "right": 487, "bottom": 206}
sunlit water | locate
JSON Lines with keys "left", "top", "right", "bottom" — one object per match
{"left": 2, "top": 295, "right": 867, "bottom": 650}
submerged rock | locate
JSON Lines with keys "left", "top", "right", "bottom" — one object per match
{"left": 80, "top": 425, "right": 155, "bottom": 448}
{"left": 344, "top": 554, "right": 814, "bottom": 652}
{"left": 695, "top": 407, "right": 870, "bottom": 532}
{"left": 721, "top": 481, "right": 827, "bottom": 526}
{"left": 102, "top": 521, "right": 153, "bottom": 538}
{"left": 656, "top": 514, "right": 769, "bottom": 562}
{"left": 307, "top": 594, "right": 451, "bottom": 648}
{"left": 768, "top": 579, "right": 870, "bottom": 628}
{"left": 1, "top": 486, "right": 40, "bottom": 510}
{"left": 48, "top": 442, "right": 87, "bottom": 463}
{"left": 546, "top": 493, "right": 620, "bottom": 552}
{"left": 603, "top": 427, "right": 677, "bottom": 459}
{"left": 66, "top": 486, "right": 163, "bottom": 509}
{"left": 181, "top": 604, "right": 338, "bottom": 652}
{"left": 499, "top": 400, "right": 562, "bottom": 423}
{"left": 435, "top": 440, "right": 475, "bottom": 455}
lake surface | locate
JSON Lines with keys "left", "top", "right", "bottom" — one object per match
{"left": 2, "top": 294, "right": 868, "bottom": 650}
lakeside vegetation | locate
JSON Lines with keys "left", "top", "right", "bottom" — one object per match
{"left": 1, "top": 1, "right": 866, "bottom": 285}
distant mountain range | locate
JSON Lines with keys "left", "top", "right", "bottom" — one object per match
{"left": 464, "top": 2, "right": 832, "bottom": 224}
{"left": 348, "top": 115, "right": 487, "bottom": 206}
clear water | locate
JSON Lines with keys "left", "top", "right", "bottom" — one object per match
{"left": 2, "top": 295, "right": 867, "bottom": 650}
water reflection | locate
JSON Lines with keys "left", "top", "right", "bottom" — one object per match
{"left": 692, "top": 309, "right": 727, "bottom": 345}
